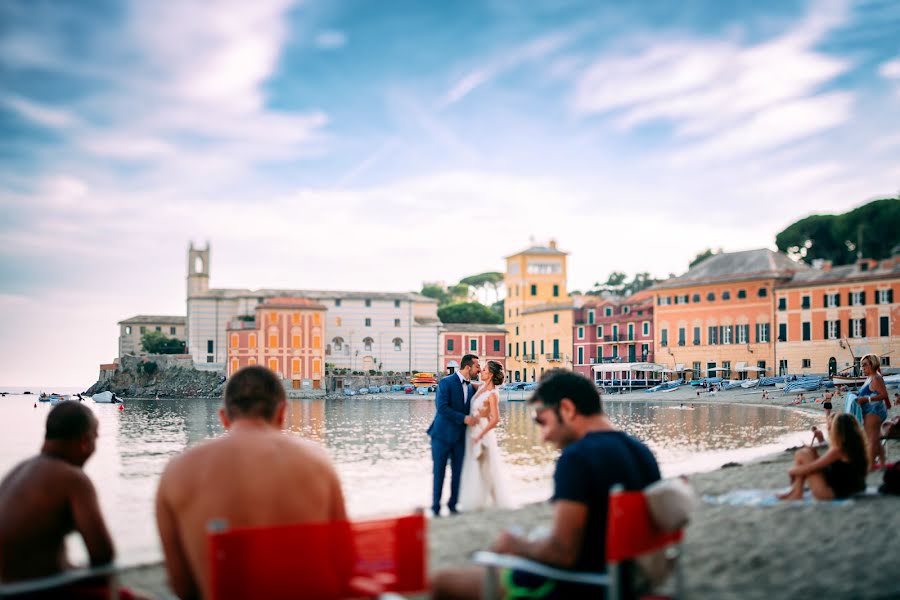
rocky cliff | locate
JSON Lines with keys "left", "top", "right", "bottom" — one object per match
{"left": 86, "top": 355, "right": 225, "bottom": 398}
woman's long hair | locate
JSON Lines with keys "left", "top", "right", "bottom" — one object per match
{"left": 485, "top": 360, "right": 504, "bottom": 386}
{"left": 830, "top": 413, "right": 869, "bottom": 473}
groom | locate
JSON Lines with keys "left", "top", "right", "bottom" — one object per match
{"left": 427, "top": 354, "right": 481, "bottom": 516}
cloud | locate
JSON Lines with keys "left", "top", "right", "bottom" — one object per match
{"left": 314, "top": 30, "right": 347, "bottom": 50}
{"left": 0, "top": 95, "right": 80, "bottom": 129}
{"left": 878, "top": 58, "right": 900, "bottom": 79}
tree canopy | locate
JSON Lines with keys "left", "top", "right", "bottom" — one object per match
{"left": 141, "top": 331, "right": 186, "bottom": 354}
{"left": 775, "top": 197, "right": 900, "bottom": 265}
{"left": 590, "top": 271, "right": 660, "bottom": 297}
{"left": 689, "top": 247, "right": 723, "bottom": 269}
{"left": 437, "top": 302, "right": 503, "bottom": 325}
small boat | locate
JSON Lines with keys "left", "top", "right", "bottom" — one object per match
{"left": 410, "top": 372, "right": 437, "bottom": 388}
{"left": 39, "top": 393, "right": 69, "bottom": 403}
{"left": 92, "top": 391, "right": 122, "bottom": 404}
{"left": 740, "top": 379, "right": 759, "bottom": 389}
{"left": 832, "top": 375, "right": 866, "bottom": 386}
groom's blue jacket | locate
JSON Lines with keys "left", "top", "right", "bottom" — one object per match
{"left": 427, "top": 374, "right": 471, "bottom": 445}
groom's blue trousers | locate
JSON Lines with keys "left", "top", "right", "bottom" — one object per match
{"left": 431, "top": 436, "right": 465, "bottom": 515}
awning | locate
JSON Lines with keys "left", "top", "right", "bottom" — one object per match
{"left": 706, "top": 367, "right": 729, "bottom": 372}
{"left": 592, "top": 362, "right": 666, "bottom": 373}
{"left": 743, "top": 366, "right": 770, "bottom": 372}
{"left": 675, "top": 363, "right": 686, "bottom": 372}
{"left": 734, "top": 362, "right": 748, "bottom": 372}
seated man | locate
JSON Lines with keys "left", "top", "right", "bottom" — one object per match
{"left": 432, "top": 369, "right": 661, "bottom": 600}
{"left": 0, "top": 401, "right": 118, "bottom": 595}
{"left": 156, "top": 366, "right": 348, "bottom": 600}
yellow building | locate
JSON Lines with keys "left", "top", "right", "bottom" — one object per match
{"left": 504, "top": 240, "right": 575, "bottom": 383}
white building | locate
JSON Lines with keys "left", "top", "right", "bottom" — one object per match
{"left": 186, "top": 243, "right": 441, "bottom": 373}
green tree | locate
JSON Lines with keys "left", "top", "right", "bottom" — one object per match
{"left": 438, "top": 302, "right": 503, "bottom": 324}
{"left": 141, "top": 331, "right": 186, "bottom": 354}
{"left": 459, "top": 272, "right": 503, "bottom": 304}
{"left": 689, "top": 248, "right": 723, "bottom": 269}
{"left": 420, "top": 284, "right": 450, "bottom": 305}
{"left": 775, "top": 198, "right": 900, "bottom": 264}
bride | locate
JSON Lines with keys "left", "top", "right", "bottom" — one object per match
{"left": 458, "top": 360, "right": 513, "bottom": 510}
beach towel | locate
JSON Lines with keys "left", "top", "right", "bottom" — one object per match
{"left": 702, "top": 487, "right": 879, "bottom": 507}
{"left": 845, "top": 393, "right": 863, "bottom": 424}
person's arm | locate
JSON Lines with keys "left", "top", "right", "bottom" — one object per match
{"left": 155, "top": 470, "right": 199, "bottom": 600}
{"left": 491, "top": 500, "right": 587, "bottom": 568}
{"left": 69, "top": 472, "right": 115, "bottom": 567}
{"left": 474, "top": 394, "right": 501, "bottom": 443}
{"left": 789, "top": 447, "right": 841, "bottom": 478}
{"left": 436, "top": 379, "right": 475, "bottom": 425}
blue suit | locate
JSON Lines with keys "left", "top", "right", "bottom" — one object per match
{"left": 426, "top": 373, "right": 472, "bottom": 515}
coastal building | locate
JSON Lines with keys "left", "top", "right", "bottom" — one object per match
{"left": 573, "top": 292, "right": 654, "bottom": 379}
{"left": 118, "top": 315, "right": 186, "bottom": 358}
{"left": 439, "top": 323, "right": 506, "bottom": 375}
{"left": 226, "top": 297, "right": 327, "bottom": 390}
{"left": 186, "top": 243, "right": 441, "bottom": 374}
{"left": 774, "top": 255, "right": 899, "bottom": 376}
{"left": 651, "top": 249, "right": 809, "bottom": 380}
{"left": 503, "top": 240, "right": 575, "bottom": 383}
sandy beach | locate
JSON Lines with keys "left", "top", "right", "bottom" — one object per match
{"left": 116, "top": 386, "right": 900, "bottom": 599}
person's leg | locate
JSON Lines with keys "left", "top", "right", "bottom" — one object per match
{"left": 432, "top": 439, "right": 451, "bottom": 515}
{"left": 448, "top": 437, "right": 466, "bottom": 512}
{"left": 805, "top": 470, "right": 836, "bottom": 500}
{"left": 778, "top": 447, "right": 817, "bottom": 500}
{"left": 431, "top": 566, "right": 497, "bottom": 600}
{"left": 864, "top": 413, "right": 885, "bottom": 469}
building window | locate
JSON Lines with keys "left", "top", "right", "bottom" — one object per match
{"left": 826, "top": 320, "right": 839, "bottom": 340}
{"left": 778, "top": 323, "right": 787, "bottom": 342}
{"left": 515, "top": 342, "right": 520, "bottom": 356}
{"left": 540, "top": 340, "right": 545, "bottom": 354}
{"left": 292, "top": 358, "right": 301, "bottom": 375}
{"left": 826, "top": 293, "right": 839, "bottom": 308}
{"left": 125, "top": 326, "right": 132, "bottom": 335}
{"left": 206, "top": 356, "right": 214, "bottom": 363}
{"left": 801, "top": 295, "right": 810, "bottom": 309}
{"left": 515, "top": 326, "right": 519, "bottom": 335}
{"left": 605, "top": 307, "right": 613, "bottom": 316}
{"left": 881, "top": 355, "right": 890, "bottom": 366}
{"left": 230, "top": 358, "right": 239, "bottom": 374}
{"left": 755, "top": 323, "right": 769, "bottom": 343}
{"left": 553, "top": 314, "right": 559, "bottom": 324}
{"left": 312, "top": 334, "right": 321, "bottom": 349}
{"left": 641, "top": 344, "right": 649, "bottom": 359}
{"left": 612, "top": 325, "right": 619, "bottom": 341}
{"left": 623, "top": 305, "right": 631, "bottom": 313}
{"left": 643, "top": 322, "right": 650, "bottom": 336}
{"left": 553, "top": 284, "right": 559, "bottom": 297}
{"left": 140, "top": 326, "right": 147, "bottom": 334}
{"left": 395, "top": 299, "right": 401, "bottom": 308}
{"left": 230, "top": 333, "right": 239, "bottom": 348}
{"left": 737, "top": 290, "right": 747, "bottom": 299}
{"left": 577, "top": 346, "right": 584, "bottom": 364}
{"left": 660, "top": 329, "right": 668, "bottom": 347}
{"left": 658, "top": 296, "right": 671, "bottom": 306}
{"left": 693, "top": 362, "right": 701, "bottom": 378}
{"left": 335, "top": 317, "right": 342, "bottom": 327}
{"left": 881, "top": 316, "right": 890, "bottom": 337}
{"left": 393, "top": 338, "right": 403, "bottom": 351}
{"left": 612, "top": 345, "right": 618, "bottom": 358}
{"left": 248, "top": 333, "right": 257, "bottom": 348}
{"left": 850, "top": 291, "right": 864, "bottom": 306}
{"left": 722, "top": 361, "right": 731, "bottom": 378}
{"left": 493, "top": 339, "right": 500, "bottom": 352}
{"left": 779, "top": 359, "right": 788, "bottom": 375}
{"left": 155, "top": 326, "right": 161, "bottom": 332}
{"left": 877, "top": 289, "right": 892, "bottom": 304}
{"left": 268, "top": 358, "right": 278, "bottom": 372}
{"left": 170, "top": 326, "right": 177, "bottom": 335}
{"left": 291, "top": 334, "right": 301, "bottom": 349}
{"left": 364, "top": 299, "right": 372, "bottom": 307}
{"left": 722, "top": 291, "right": 731, "bottom": 300}
{"left": 723, "top": 325, "right": 733, "bottom": 344}
{"left": 363, "top": 337, "right": 373, "bottom": 352}
{"left": 470, "top": 339, "right": 478, "bottom": 352}
{"left": 851, "top": 318, "right": 865, "bottom": 338}
{"left": 708, "top": 326, "right": 719, "bottom": 345}
{"left": 758, "top": 288, "right": 768, "bottom": 297}
{"left": 365, "top": 318, "right": 372, "bottom": 327}
{"left": 447, "top": 339, "right": 455, "bottom": 352}
{"left": 678, "top": 328, "right": 685, "bottom": 346}
{"left": 737, "top": 325, "right": 747, "bottom": 344}
{"left": 292, "top": 313, "right": 301, "bottom": 325}
{"left": 335, "top": 299, "right": 341, "bottom": 307}
{"left": 692, "top": 294, "right": 700, "bottom": 303}
{"left": 268, "top": 333, "right": 278, "bottom": 347}
{"left": 577, "top": 327, "right": 584, "bottom": 340}
{"left": 596, "top": 326, "right": 603, "bottom": 338}
{"left": 802, "top": 359, "right": 811, "bottom": 369}
{"left": 207, "top": 340, "right": 214, "bottom": 354}
{"left": 530, "top": 284, "right": 537, "bottom": 296}
{"left": 778, "top": 297, "right": 786, "bottom": 311}
{"left": 588, "top": 310, "right": 595, "bottom": 324}
{"left": 507, "top": 343, "right": 511, "bottom": 356}
{"left": 693, "top": 327, "right": 701, "bottom": 345}
{"left": 394, "top": 319, "right": 401, "bottom": 327}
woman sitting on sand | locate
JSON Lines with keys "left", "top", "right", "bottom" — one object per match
{"left": 778, "top": 414, "right": 868, "bottom": 500}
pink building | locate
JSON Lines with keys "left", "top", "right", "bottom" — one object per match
{"left": 573, "top": 292, "right": 655, "bottom": 379}
{"left": 439, "top": 324, "right": 506, "bottom": 375}
{"left": 226, "top": 297, "right": 327, "bottom": 390}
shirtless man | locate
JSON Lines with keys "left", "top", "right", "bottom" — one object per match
{"left": 0, "top": 401, "right": 114, "bottom": 583}
{"left": 155, "top": 366, "right": 347, "bottom": 600}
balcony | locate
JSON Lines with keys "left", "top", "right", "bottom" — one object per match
{"left": 545, "top": 353, "right": 563, "bottom": 362}
{"left": 522, "top": 354, "right": 537, "bottom": 363}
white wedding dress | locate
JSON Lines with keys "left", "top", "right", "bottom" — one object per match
{"left": 458, "top": 387, "right": 513, "bottom": 510}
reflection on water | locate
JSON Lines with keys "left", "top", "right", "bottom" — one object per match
{"left": 0, "top": 395, "right": 818, "bottom": 565}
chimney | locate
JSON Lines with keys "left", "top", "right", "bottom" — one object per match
{"left": 821, "top": 260, "right": 832, "bottom": 272}
{"left": 549, "top": 239, "right": 557, "bottom": 249}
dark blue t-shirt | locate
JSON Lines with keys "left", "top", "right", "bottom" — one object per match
{"left": 552, "top": 430, "right": 660, "bottom": 572}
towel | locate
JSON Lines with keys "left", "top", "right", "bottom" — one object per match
{"left": 845, "top": 393, "right": 863, "bottom": 424}
{"left": 702, "top": 486, "right": 879, "bottom": 507}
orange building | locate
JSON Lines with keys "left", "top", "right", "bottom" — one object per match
{"left": 652, "top": 249, "right": 808, "bottom": 379}
{"left": 226, "top": 297, "right": 327, "bottom": 390}
{"left": 775, "top": 256, "right": 899, "bottom": 376}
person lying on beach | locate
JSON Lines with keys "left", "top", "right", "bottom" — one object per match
{"left": 778, "top": 414, "right": 868, "bottom": 501}
{"left": 810, "top": 426, "right": 826, "bottom": 447}
{"left": 155, "top": 366, "right": 348, "bottom": 600}
{"left": 431, "top": 369, "right": 661, "bottom": 599}
{"left": 0, "top": 401, "right": 140, "bottom": 598}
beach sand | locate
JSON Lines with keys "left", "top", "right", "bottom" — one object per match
{"left": 117, "top": 387, "right": 900, "bottom": 599}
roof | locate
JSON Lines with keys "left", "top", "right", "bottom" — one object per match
{"left": 414, "top": 316, "right": 442, "bottom": 326}
{"left": 118, "top": 315, "right": 186, "bottom": 325}
{"left": 777, "top": 258, "right": 900, "bottom": 288}
{"left": 652, "top": 249, "right": 808, "bottom": 290}
{"left": 440, "top": 323, "right": 506, "bottom": 333}
{"left": 258, "top": 297, "right": 327, "bottom": 310}
{"left": 505, "top": 243, "right": 568, "bottom": 259}
{"left": 522, "top": 302, "right": 576, "bottom": 315}
{"left": 192, "top": 288, "right": 438, "bottom": 303}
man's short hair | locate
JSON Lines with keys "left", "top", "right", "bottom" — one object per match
{"left": 460, "top": 354, "right": 479, "bottom": 369}
{"left": 45, "top": 401, "right": 96, "bottom": 441}
{"left": 224, "top": 366, "right": 286, "bottom": 420}
{"left": 529, "top": 369, "right": 602, "bottom": 416}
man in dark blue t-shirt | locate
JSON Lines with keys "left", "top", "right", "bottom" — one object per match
{"left": 432, "top": 369, "right": 660, "bottom": 600}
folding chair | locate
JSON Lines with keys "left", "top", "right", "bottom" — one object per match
{"left": 0, "top": 564, "right": 119, "bottom": 599}
{"left": 207, "top": 513, "right": 426, "bottom": 600}
{"left": 473, "top": 485, "right": 686, "bottom": 600}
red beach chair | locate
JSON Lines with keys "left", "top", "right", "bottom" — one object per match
{"left": 474, "top": 485, "right": 685, "bottom": 599}
{"left": 207, "top": 513, "right": 426, "bottom": 600}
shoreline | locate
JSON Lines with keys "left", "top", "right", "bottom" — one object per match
{"left": 114, "top": 387, "right": 900, "bottom": 599}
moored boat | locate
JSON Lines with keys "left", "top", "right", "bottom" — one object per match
{"left": 410, "top": 372, "right": 437, "bottom": 388}
{"left": 92, "top": 391, "right": 122, "bottom": 404}
{"left": 831, "top": 375, "right": 866, "bottom": 386}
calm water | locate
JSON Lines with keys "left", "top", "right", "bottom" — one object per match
{"left": 0, "top": 393, "right": 819, "bottom": 565}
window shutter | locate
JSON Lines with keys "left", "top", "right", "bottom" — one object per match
{"left": 889, "top": 289, "right": 894, "bottom": 303}
{"left": 861, "top": 318, "right": 866, "bottom": 337}
{"left": 835, "top": 293, "right": 840, "bottom": 307}
{"left": 754, "top": 323, "right": 759, "bottom": 343}
{"left": 836, "top": 320, "right": 841, "bottom": 338}
{"left": 860, "top": 291, "right": 866, "bottom": 305}
{"left": 847, "top": 292, "right": 852, "bottom": 305}
{"left": 823, "top": 320, "right": 828, "bottom": 338}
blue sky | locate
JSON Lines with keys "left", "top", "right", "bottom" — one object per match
{"left": 1, "top": 0, "right": 899, "bottom": 385}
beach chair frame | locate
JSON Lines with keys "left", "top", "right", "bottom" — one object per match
{"left": 0, "top": 564, "right": 119, "bottom": 599}
{"left": 473, "top": 485, "right": 685, "bottom": 600}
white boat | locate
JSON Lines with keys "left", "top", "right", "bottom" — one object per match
{"left": 832, "top": 375, "right": 865, "bottom": 386}
{"left": 775, "top": 382, "right": 786, "bottom": 390}
{"left": 740, "top": 379, "right": 759, "bottom": 389}
{"left": 92, "top": 391, "right": 121, "bottom": 404}
{"left": 884, "top": 374, "right": 900, "bottom": 388}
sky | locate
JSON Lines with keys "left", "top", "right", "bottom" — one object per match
{"left": 1, "top": 0, "right": 899, "bottom": 386}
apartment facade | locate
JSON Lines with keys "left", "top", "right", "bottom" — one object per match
{"left": 118, "top": 315, "right": 186, "bottom": 358}
{"left": 573, "top": 293, "right": 654, "bottom": 379}
{"left": 775, "top": 257, "right": 899, "bottom": 376}
{"left": 652, "top": 249, "right": 808, "bottom": 379}
{"left": 439, "top": 323, "right": 506, "bottom": 375}
{"left": 226, "top": 297, "right": 327, "bottom": 389}
{"left": 186, "top": 243, "right": 441, "bottom": 374}
{"left": 503, "top": 240, "right": 574, "bottom": 383}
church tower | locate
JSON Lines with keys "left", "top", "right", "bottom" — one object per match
{"left": 187, "top": 242, "right": 210, "bottom": 298}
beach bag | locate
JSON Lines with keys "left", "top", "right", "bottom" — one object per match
{"left": 634, "top": 478, "right": 698, "bottom": 592}
{"left": 880, "top": 462, "right": 900, "bottom": 496}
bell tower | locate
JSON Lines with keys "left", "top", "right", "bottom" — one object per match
{"left": 187, "top": 242, "right": 210, "bottom": 298}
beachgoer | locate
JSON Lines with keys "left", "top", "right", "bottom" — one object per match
{"left": 856, "top": 354, "right": 889, "bottom": 470}
{"left": 431, "top": 369, "right": 661, "bottom": 599}
{"left": 0, "top": 401, "right": 121, "bottom": 593}
{"left": 823, "top": 390, "right": 834, "bottom": 424}
{"left": 810, "top": 426, "right": 825, "bottom": 447}
{"left": 427, "top": 354, "right": 481, "bottom": 517}
{"left": 778, "top": 414, "right": 867, "bottom": 500}
{"left": 155, "top": 366, "right": 348, "bottom": 600}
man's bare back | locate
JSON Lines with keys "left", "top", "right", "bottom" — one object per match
{"left": 156, "top": 421, "right": 346, "bottom": 600}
